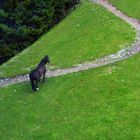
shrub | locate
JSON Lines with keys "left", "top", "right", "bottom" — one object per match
{"left": 0, "top": 0, "right": 80, "bottom": 64}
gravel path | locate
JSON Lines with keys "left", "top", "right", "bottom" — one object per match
{"left": 92, "top": 0, "right": 140, "bottom": 30}
{"left": 1, "top": 0, "right": 140, "bottom": 87}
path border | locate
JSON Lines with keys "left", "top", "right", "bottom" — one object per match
{"left": 1, "top": 0, "right": 140, "bottom": 87}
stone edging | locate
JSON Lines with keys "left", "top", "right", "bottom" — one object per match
{"left": 0, "top": 0, "right": 140, "bottom": 87}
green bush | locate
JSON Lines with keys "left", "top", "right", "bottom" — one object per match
{"left": 0, "top": 0, "right": 80, "bottom": 64}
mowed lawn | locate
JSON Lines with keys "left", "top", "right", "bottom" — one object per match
{"left": 109, "top": 0, "right": 140, "bottom": 20}
{"left": 0, "top": 53, "right": 140, "bottom": 139}
{"left": 0, "top": 0, "right": 135, "bottom": 78}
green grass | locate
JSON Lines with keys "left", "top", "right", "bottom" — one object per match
{"left": 109, "top": 0, "right": 140, "bottom": 20}
{"left": 0, "top": 53, "right": 140, "bottom": 139}
{"left": 0, "top": 0, "right": 135, "bottom": 78}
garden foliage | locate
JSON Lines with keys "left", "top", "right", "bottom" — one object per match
{"left": 0, "top": 0, "right": 79, "bottom": 64}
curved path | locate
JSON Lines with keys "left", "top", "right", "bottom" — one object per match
{"left": 1, "top": 0, "right": 140, "bottom": 87}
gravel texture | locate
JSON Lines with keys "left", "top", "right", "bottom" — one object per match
{"left": 0, "top": 0, "right": 140, "bottom": 87}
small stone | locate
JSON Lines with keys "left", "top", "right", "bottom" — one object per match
{"left": 77, "top": 24, "right": 80, "bottom": 27}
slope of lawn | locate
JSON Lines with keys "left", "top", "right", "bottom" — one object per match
{"left": 109, "top": 0, "right": 140, "bottom": 20}
{"left": 0, "top": 0, "right": 135, "bottom": 78}
{"left": 0, "top": 53, "right": 140, "bottom": 139}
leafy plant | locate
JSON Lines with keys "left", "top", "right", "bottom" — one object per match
{"left": 0, "top": 0, "right": 80, "bottom": 64}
